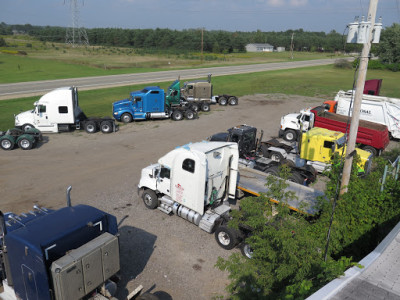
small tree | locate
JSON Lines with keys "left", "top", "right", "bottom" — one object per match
{"left": 377, "top": 23, "right": 400, "bottom": 65}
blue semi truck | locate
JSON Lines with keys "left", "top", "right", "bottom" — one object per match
{"left": 0, "top": 187, "right": 157, "bottom": 300}
{"left": 112, "top": 83, "right": 197, "bottom": 123}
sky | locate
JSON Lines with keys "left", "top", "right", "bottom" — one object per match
{"left": 1, "top": 0, "right": 399, "bottom": 33}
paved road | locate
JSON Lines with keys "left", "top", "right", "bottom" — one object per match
{"left": 0, "top": 58, "right": 339, "bottom": 100}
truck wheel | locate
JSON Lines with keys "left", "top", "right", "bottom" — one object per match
{"left": 18, "top": 137, "right": 33, "bottom": 150}
{"left": 0, "top": 138, "right": 14, "bottom": 150}
{"left": 171, "top": 110, "right": 183, "bottom": 121}
{"left": 22, "top": 124, "right": 34, "bottom": 131}
{"left": 215, "top": 226, "right": 238, "bottom": 250}
{"left": 185, "top": 110, "right": 195, "bottom": 120}
{"left": 288, "top": 172, "right": 304, "bottom": 184}
{"left": 228, "top": 96, "right": 238, "bottom": 106}
{"left": 84, "top": 121, "right": 97, "bottom": 134}
{"left": 270, "top": 152, "right": 284, "bottom": 163}
{"left": 283, "top": 130, "right": 297, "bottom": 142}
{"left": 218, "top": 97, "right": 227, "bottom": 106}
{"left": 201, "top": 103, "right": 210, "bottom": 112}
{"left": 241, "top": 242, "right": 254, "bottom": 259}
{"left": 264, "top": 166, "right": 279, "bottom": 177}
{"left": 100, "top": 121, "right": 113, "bottom": 133}
{"left": 137, "top": 293, "right": 160, "bottom": 300}
{"left": 361, "top": 146, "right": 377, "bottom": 157}
{"left": 142, "top": 189, "right": 158, "bottom": 209}
{"left": 190, "top": 103, "right": 199, "bottom": 112}
{"left": 121, "top": 113, "right": 133, "bottom": 123}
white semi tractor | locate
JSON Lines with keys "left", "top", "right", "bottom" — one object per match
{"left": 15, "top": 87, "right": 118, "bottom": 134}
{"left": 138, "top": 141, "right": 324, "bottom": 252}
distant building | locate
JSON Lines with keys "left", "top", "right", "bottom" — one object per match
{"left": 245, "top": 43, "right": 274, "bottom": 52}
{"left": 276, "top": 47, "right": 285, "bottom": 52}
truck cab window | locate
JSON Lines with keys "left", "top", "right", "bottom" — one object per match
{"left": 323, "top": 141, "right": 334, "bottom": 149}
{"left": 182, "top": 159, "right": 195, "bottom": 173}
{"left": 38, "top": 105, "right": 46, "bottom": 113}
{"left": 134, "top": 97, "right": 142, "bottom": 102}
{"left": 58, "top": 106, "right": 68, "bottom": 114}
{"left": 160, "top": 167, "right": 170, "bottom": 179}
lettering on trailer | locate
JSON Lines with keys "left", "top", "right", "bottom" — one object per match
{"left": 360, "top": 109, "right": 372, "bottom": 115}
{"left": 175, "top": 183, "right": 184, "bottom": 203}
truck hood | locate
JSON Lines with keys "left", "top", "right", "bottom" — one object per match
{"left": 15, "top": 109, "right": 34, "bottom": 125}
{"left": 281, "top": 113, "right": 300, "bottom": 124}
{"left": 113, "top": 98, "right": 131, "bottom": 109}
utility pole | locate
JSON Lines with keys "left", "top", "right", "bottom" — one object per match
{"left": 201, "top": 28, "right": 204, "bottom": 64}
{"left": 340, "top": 0, "right": 379, "bottom": 194}
{"left": 290, "top": 33, "right": 294, "bottom": 59}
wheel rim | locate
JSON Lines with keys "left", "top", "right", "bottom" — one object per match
{"left": 23, "top": 124, "right": 33, "bottom": 131}
{"left": 272, "top": 154, "right": 281, "bottom": 162}
{"left": 102, "top": 124, "right": 111, "bottom": 132}
{"left": 243, "top": 244, "right": 253, "bottom": 259}
{"left": 286, "top": 132, "right": 294, "bottom": 141}
{"left": 20, "top": 139, "right": 30, "bottom": 149}
{"left": 87, "top": 124, "right": 95, "bottom": 132}
{"left": 122, "top": 115, "right": 131, "bottom": 123}
{"left": 176, "top": 113, "right": 183, "bottom": 120}
{"left": 229, "top": 98, "right": 237, "bottom": 105}
{"left": 1, "top": 140, "right": 12, "bottom": 149}
{"left": 187, "top": 112, "right": 194, "bottom": 119}
{"left": 218, "top": 231, "right": 230, "bottom": 246}
{"left": 144, "top": 193, "right": 153, "bottom": 206}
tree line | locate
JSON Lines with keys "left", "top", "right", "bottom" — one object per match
{"left": 0, "top": 22, "right": 360, "bottom": 53}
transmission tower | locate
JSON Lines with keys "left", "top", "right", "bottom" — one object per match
{"left": 65, "top": 0, "right": 89, "bottom": 47}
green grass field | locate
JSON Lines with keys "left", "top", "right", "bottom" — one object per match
{"left": 1, "top": 35, "right": 343, "bottom": 83}
{"left": 1, "top": 65, "right": 399, "bottom": 130}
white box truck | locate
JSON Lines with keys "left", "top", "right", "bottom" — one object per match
{"left": 15, "top": 87, "right": 118, "bottom": 134}
{"left": 334, "top": 90, "right": 400, "bottom": 139}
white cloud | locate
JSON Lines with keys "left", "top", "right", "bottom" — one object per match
{"left": 267, "top": 0, "right": 285, "bottom": 7}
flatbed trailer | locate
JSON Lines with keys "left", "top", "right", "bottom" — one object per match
{"left": 237, "top": 166, "right": 324, "bottom": 215}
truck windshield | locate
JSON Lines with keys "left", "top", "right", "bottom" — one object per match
{"left": 140, "top": 88, "right": 149, "bottom": 93}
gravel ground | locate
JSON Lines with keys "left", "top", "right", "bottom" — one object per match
{"left": 1, "top": 94, "right": 397, "bottom": 300}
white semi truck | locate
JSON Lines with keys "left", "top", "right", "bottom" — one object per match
{"left": 334, "top": 90, "right": 400, "bottom": 139}
{"left": 14, "top": 87, "right": 118, "bottom": 134}
{"left": 138, "top": 141, "right": 324, "bottom": 252}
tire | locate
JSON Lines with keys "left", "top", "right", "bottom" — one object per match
{"left": 201, "top": 103, "right": 210, "bottom": 112}
{"left": 215, "top": 226, "right": 239, "bottom": 250}
{"left": 361, "top": 145, "right": 377, "bottom": 157}
{"left": 100, "top": 120, "right": 113, "bottom": 133}
{"left": 241, "top": 242, "right": 254, "bottom": 259}
{"left": 185, "top": 110, "right": 195, "bottom": 120}
{"left": 121, "top": 113, "right": 133, "bottom": 123}
{"left": 137, "top": 293, "right": 160, "bottom": 300}
{"left": 171, "top": 110, "right": 183, "bottom": 121}
{"left": 0, "top": 138, "right": 14, "bottom": 150}
{"left": 264, "top": 166, "right": 280, "bottom": 177}
{"left": 190, "top": 103, "right": 199, "bottom": 112}
{"left": 288, "top": 171, "right": 304, "bottom": 184}
{"left": 18, "top": 137, "right": 33, "bottom": 150}
{"left": 22, "top": 124, "right": 34, "bottom": 131}
{"left": 270, "top": 152, "right": 284, "bottom": 163}
{"left": 142, "top": 189, "right": 158, "bottom": 209}
{"left": 283, "top": 129, "right": 297, "bottom": 142}
{"left": 84, "top": 121, "right": 97, "bottom": 134}
{"left": 218, "top": 97, "right": 227, "bottom": 106}
{"left": 228, "top": 96, "right": 238, "bottom": 106}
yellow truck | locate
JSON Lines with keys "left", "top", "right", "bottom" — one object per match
{"left": 262, "top": 127, "right": 372, "bottom": 175}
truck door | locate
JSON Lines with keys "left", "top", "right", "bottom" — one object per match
{"left": 22, "top": 265, "right": 38, "bottom": 300}
{"left": 156, "top": 167, "right": 171, "bottom": 195}
{"left": 34, "top": 104, "right": 53, "bottom": 129}
{"left": 300, "top": 112, "right": 312, "bottom": 131}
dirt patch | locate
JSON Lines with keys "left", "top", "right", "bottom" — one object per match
{"left": 1, "top": 94, "right": 396, "bottom": 299}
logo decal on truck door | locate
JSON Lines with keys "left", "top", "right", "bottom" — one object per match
{"left": 175, "top": 183, "right": 184, "bottom": 203}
